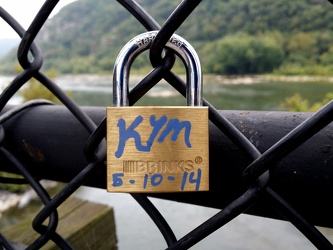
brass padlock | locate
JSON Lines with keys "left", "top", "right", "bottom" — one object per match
{"left": 107, "top": 31, "right": 209, "bottom": 193}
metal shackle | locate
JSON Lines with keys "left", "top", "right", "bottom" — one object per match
{"left": 113, "top": 31, "right": 202, "bottom": 107}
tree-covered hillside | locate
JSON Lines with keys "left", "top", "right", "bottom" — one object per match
{"left": 1, "top": 0, "right": 333, "bottom": 75}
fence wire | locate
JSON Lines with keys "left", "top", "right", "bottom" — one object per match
{"left": 1, "top": 0, "right": 333, "bottom": 249}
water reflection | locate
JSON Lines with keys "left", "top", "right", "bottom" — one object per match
{"left": 74, "top": 186, "right": 328, "bottom": 250}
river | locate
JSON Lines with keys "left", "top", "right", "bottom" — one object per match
{"left": 1, "top": 74, "right": 333, "bottom": 249}
{"left": 1, "top": 74, "right": 333, "bottom": 110}
{"left": 56, "top": 74, "right": 333, "bottom": 110}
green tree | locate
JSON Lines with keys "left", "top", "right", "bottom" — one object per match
{"left": 320, "top": 44, "right": 333, "bottom": 65}
{"left": 280, "top": 92, "right": 333, "bottom": 112}
{"left": 284, "top": 32, "right": 317, "bottom": 66}
{"left": 14, "top": 64, "right": 73, "bottom": 103}
{"left": 279, "top": 93, "right": 310, "bottom": 112}
{"left": 19, "top": 68, "right": 66, "bottom": 103}
{"left": 202, "top": 34, "right": 284, "bottom": 75}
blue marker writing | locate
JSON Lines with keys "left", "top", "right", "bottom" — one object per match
{"left": 115, "top": 114, "right": 192, "bottom": 158}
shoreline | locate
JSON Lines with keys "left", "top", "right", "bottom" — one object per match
{"left": 205, "top": 74, "right": 333, "bottom": 84}
{"left": 54, "top": 74, "right": 333, "bottom": 85}
{"left": 2, "top": 74, "right": 333, "bottom": 86}
{"left": 0, "top": 180, "right": 58, "bottom": 214}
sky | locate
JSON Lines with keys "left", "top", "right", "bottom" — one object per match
{"left": 0, "top": 0, "right": 77, "bottom": 40}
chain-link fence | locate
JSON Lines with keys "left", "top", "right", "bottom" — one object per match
{"left": 1, "top": 0, "right": 333, "bottom": 249}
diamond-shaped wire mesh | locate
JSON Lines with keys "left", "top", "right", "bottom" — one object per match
{"left": 1, "top": 1, "right": 333, "bottom": 249}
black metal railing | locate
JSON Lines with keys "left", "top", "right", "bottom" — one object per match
{"left": 1, "top": 0, "right": 333, "bottom": 249}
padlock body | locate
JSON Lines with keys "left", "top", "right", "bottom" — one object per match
{"left": 107, "top": 106, "right": 209, "bottom": 193}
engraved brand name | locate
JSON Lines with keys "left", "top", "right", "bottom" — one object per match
{"left": 136, "top": 34, "right": 183, "bottom": 47}
{"left": 115, "top": 114, "right": 192, "bottom": 158}
{"left": 123, "top": 160, "right": 194, "bottom": 173}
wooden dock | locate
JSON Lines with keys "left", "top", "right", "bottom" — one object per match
{"left": 2, "top": 197, "right": 118, "bottom": 250}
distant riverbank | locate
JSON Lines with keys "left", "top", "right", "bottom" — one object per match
{"left": 204, "top": 74, "right": 333, "bottom": 84}
{"left": 2, "top": 74, "right": 333, "bottom": 87}
{"left": 1, "top": 73, "right": 333, "bottom": 109}
{"left": 53, "top": 74, "right": 333, "bottom": 86}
